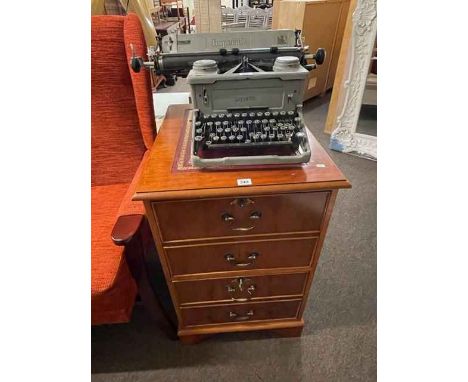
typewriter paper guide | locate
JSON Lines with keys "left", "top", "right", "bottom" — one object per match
{"left": 162, "top": 30, "right": 298, "bottom": 54}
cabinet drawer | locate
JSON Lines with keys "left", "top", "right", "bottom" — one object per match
{"left": 180, "top": 299, "right": 301, "bottom": 327}
{"left": 166, "top": 237, "right": 317, "bottom": 276}
{"left": 174, "top": 273, "right": 307, "bottom": 305}
{"left": 154, "top": 192, "right": 329, "bottom": 242}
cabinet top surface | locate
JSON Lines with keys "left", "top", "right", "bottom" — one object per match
{"left": 134, "top": 105, "right": 350, "bottom": 200}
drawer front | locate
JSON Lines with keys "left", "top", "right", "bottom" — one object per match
{"left": 166, "top": 237, "right": 318, "bottom": 276}
{"left": 180, "top": 299, "right": 301, "bottom": 327}
{"left": 174, "top": 273, "right": 307, "bottom": 305}
{"left": 154, "top": 192, "right": 329, "bottom": 242}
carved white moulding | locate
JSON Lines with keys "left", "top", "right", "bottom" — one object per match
{"left": 330, "top": 0, "right": 377, "bottom": 160}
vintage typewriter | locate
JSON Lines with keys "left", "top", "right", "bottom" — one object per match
{"left": 130, "top": 30, "right": 325, "bottom": 168}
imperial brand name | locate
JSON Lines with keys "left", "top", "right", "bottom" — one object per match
{"left": 235, "top": 95, "right": 256, "bottom": 103}
{"left": 211, "top": 38, "right": 248, "bottom": 48}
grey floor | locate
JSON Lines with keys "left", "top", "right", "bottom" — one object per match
{"left": 91, "top": 82, "right": 377, "bottom": 381}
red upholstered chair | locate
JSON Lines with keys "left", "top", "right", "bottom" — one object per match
{"left": 91, "top": 14, "right": 175, "bottom": 337}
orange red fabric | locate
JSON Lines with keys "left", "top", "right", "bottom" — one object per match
{"left": 91, "top": 14, "right": 156, "bottom": 325}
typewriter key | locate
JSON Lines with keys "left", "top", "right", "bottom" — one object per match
{"left": 226, "top": 113, "right": 233, "bottom": 119}
{"left": 229, "top": 135, "right": 236, "bottom": 141}
{"left": 261, "top": 134, "right": 267, "bottom": 140}
{"left": 245, "top": 139, "right": 251, "bottom": 144}
{"left": 207, "top": 121, "right": 213, "bottom": 127}
{"left": 241, "top": 113, "right": 248, "bottom": 118}
{"left": 257, "top": 112, "right": 263, "bottom": 117}
{"left": 195, "top": 121, "right": 201, "bottom": 127}
{"left": 272, "top": 111, "right": 279, "bottom": 117}
{"left": 196, "top": 128, "right": 203, "bottom": 134}
{"left": 217, "top": 127, "right": 223, "bottom": 133}
{"left": 218, "top": 113, "right": 225, "bottom": 119}
{"left": 240, "top": 127, "right": 247, "bottom": 133}
{"left": 262, "top": 119, "right": 268, "bottom": 125}
{"left": 220, "top": 135, "right": 227, "bottom": 142}
{"left": 269, "top": 133, "right": 275, "bottom": 140}
{"left": 264, "top": 112, "right": 271, "bottom": 117}
{"left": 288, "top": 111, "right": 294, "bottom": 116}
{"left": 237, "top": 135, "right": 243, "bottom": 142}
{"left": 203, "top": 114, "right": 210, "bottom": 120}
{"left": 205, "top": 141, "right": 212, "bottom": 146}
{"left": 211, "top": 114, "right": 217, "bottom": 119}
{"left": 277, "top": 133, "right": 284, "bottom": 140}
{"left": 232, "top": 126, "right": 239, "bottom": 132}
{"left": 249, "top": 112, "right": 256, "bottom": 118}
{"left": 213, "top": 136, "right": 220, "bottom": 142}
{"left": 234, "top": 113, "right": 240, "bottom": 119}
{"left": 238, "top": 120, "right": 244, "bottom": 126}
{"left": 223, "top": 120, "right": 229, "bottom": 127}
{"left": 194, "top": 135, "right": 203, "bottom": 141}
{"left": 280, "top": 111, "right": 286, "bottom": 116}
{"left": 209, "top": 132, "right": 216, "bottom": 138}
{"left": 264, "top": 126, "right": 270, "bottom": 132}
{"left": 225, "top": 127, "right": 231, "bottom": 133}
{"left": 294, "top": 117, "right": 301, "bottom": 123}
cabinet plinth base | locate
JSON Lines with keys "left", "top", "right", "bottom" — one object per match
{"left": 178, "top": 320, "right": 304, "bottom": 344}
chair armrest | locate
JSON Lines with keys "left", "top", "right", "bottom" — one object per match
{"left": 111, "top": 214, "right": 144, "bottom": 246}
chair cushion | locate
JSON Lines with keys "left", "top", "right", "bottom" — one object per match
{"left": 91, "top": 183, "right": 138, "bottom": 324}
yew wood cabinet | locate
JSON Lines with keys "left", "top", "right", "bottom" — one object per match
{"left": 133, "top": 105, "right": 351, "bottom": 344}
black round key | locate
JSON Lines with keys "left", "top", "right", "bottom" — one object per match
{"left": 195, "top": 121, "right": 201, "bottom": 127}
{"left": 269, "top": 133, "right": 275, "bottom": 139}
{"left": 257, "top": 112, "right": 263, "bottom": 117}
{"left": 249, "top": 112, "right": 255, "bottom": 118}
{"left": 272, "top": 111, "right": 279, "bottom": 117}
{"left": 205, "top": 141, "right": 212, "bottom": 146}
{"left": 240, "top": 127, "right": 247, "bottom": 133}
{"left": 246, "top": 120, "right": 252, "bottom": 126}
{"left": 294, "top": 117, "right": 301, "bottom": 122}
{"left": 264, "top": 112, "right": 271, "bottom": 117}
{"left": 277, "top": 133, "right": 284, "bottom": 139}
{"left": 280, "top": 111, "right": 286, "bottom": 116}
{"left": 226, "top": 113, "right": 232, "bottom": 119}
{"left": 220, "top": 135, "right": 227, "bottom": 142}
{"left": 229, "top": 135, "right": 236, "bottom": 141}
{"left": 288, "top": 111, "right": 294, "bottom": 116}
{"left": 213, "top": 136, "right": 220, "bottom": 142}
{"left": 254, "top": 119, "right": 260, "bottom": 125}
{"left": 269, "top": 119, "right": 276, "bottom": 125}
{"left": 215, "top": 121, "right": 221, "bottom": 126}
{"left": 194, "top": 135, "right": 203, "bottom": 141}
{"left": 217, "top": 127, "right": 223, "bottom": 133}
{"left": 262, "top": 119, "right": 268, "bottom": 124}
{"left": 249, "top": 131, "right": 254, "bottom": 137}
{"left": 209, "top": 132, "right": 216, "bottom": 138}
{"left": 203, "top": 114, "right": 210, "bottom": 120}
{"left": 241, "top": 113, "right": 248, "bottom": 118}
{"left": 232, "top": 126, "right": 239, "bottom": 132}
{"left": 225, "top": 127, "right": 231, "bottom": 133}
{"left": 211, "top": 114, "right": 217, "bottom": 119}
{"left": 219, "top": 113, "right": 225, "bottom": 119}
{"left": 264, "top": 126, "right": 270, "bottom": 132}
{"left": 234, "top": 113, "right": 240, "bottom": 119}
{"left": 237, "top": 135, "right": 243, "bottom": 142}
{"left": 238, "top": 120, "right": 244, "bottom": 126}
{"left": 196, "top": 128, "right": 203, "bottom": 134}
{"left": 223, "top": 121, "right": 229, "bottom": 127}
{"left": 261, "top": 134, "right": 267, "bottom": 140}
{"left": 207, "top": 121, "right": 213, "bottom": 127}
{"left": 245, "top": 139, "right": 251, "bottom": 144}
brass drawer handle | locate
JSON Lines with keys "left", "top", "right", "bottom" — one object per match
{"left": 229, "top": 310, "right": 254, "bottom": 321}
{"left": 226, "top": 277, "right": 256, "bottom": 301}
{"left": 222, "top": 212, "right": 261, "bottom": 231}
{"left": 225, "top": 253, "right": 258, "bottom": 267}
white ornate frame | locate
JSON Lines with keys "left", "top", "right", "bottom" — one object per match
{"left": 329, "top": 0, "right": 377, "bottom": 160}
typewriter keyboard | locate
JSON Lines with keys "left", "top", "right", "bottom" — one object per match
{"left": 193, "top": 110, "right": 307, "bottom": 151}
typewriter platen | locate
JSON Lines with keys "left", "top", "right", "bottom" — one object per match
{"left": 130, "top": 30, "right": 325, "bottom": 168}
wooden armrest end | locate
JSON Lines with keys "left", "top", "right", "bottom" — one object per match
{"left": 111, "top": 215, "right": 144, "bottom": 246}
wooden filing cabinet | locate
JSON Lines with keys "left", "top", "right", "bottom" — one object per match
{"left": 134, "top": 105, "right": 351, "bottom": 344}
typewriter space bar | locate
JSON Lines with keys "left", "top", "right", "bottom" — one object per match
{"left": 207, "top": 141, "right": 293, "bottom": 149}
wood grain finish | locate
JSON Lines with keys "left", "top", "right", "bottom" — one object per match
{"left": 134, "top": 105, "right": 350, "bottom": 342}
{"left": 165, "top": 236, "right": 319, "bottom": 277}
{"left": 174, "top": 273, "right": 308, "bottom": 305}
{"left": 153, "top": 192, "right": 329, "bottom": 242}
{"left": 180, "top": 299, "right": 302, "bottom": 327}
